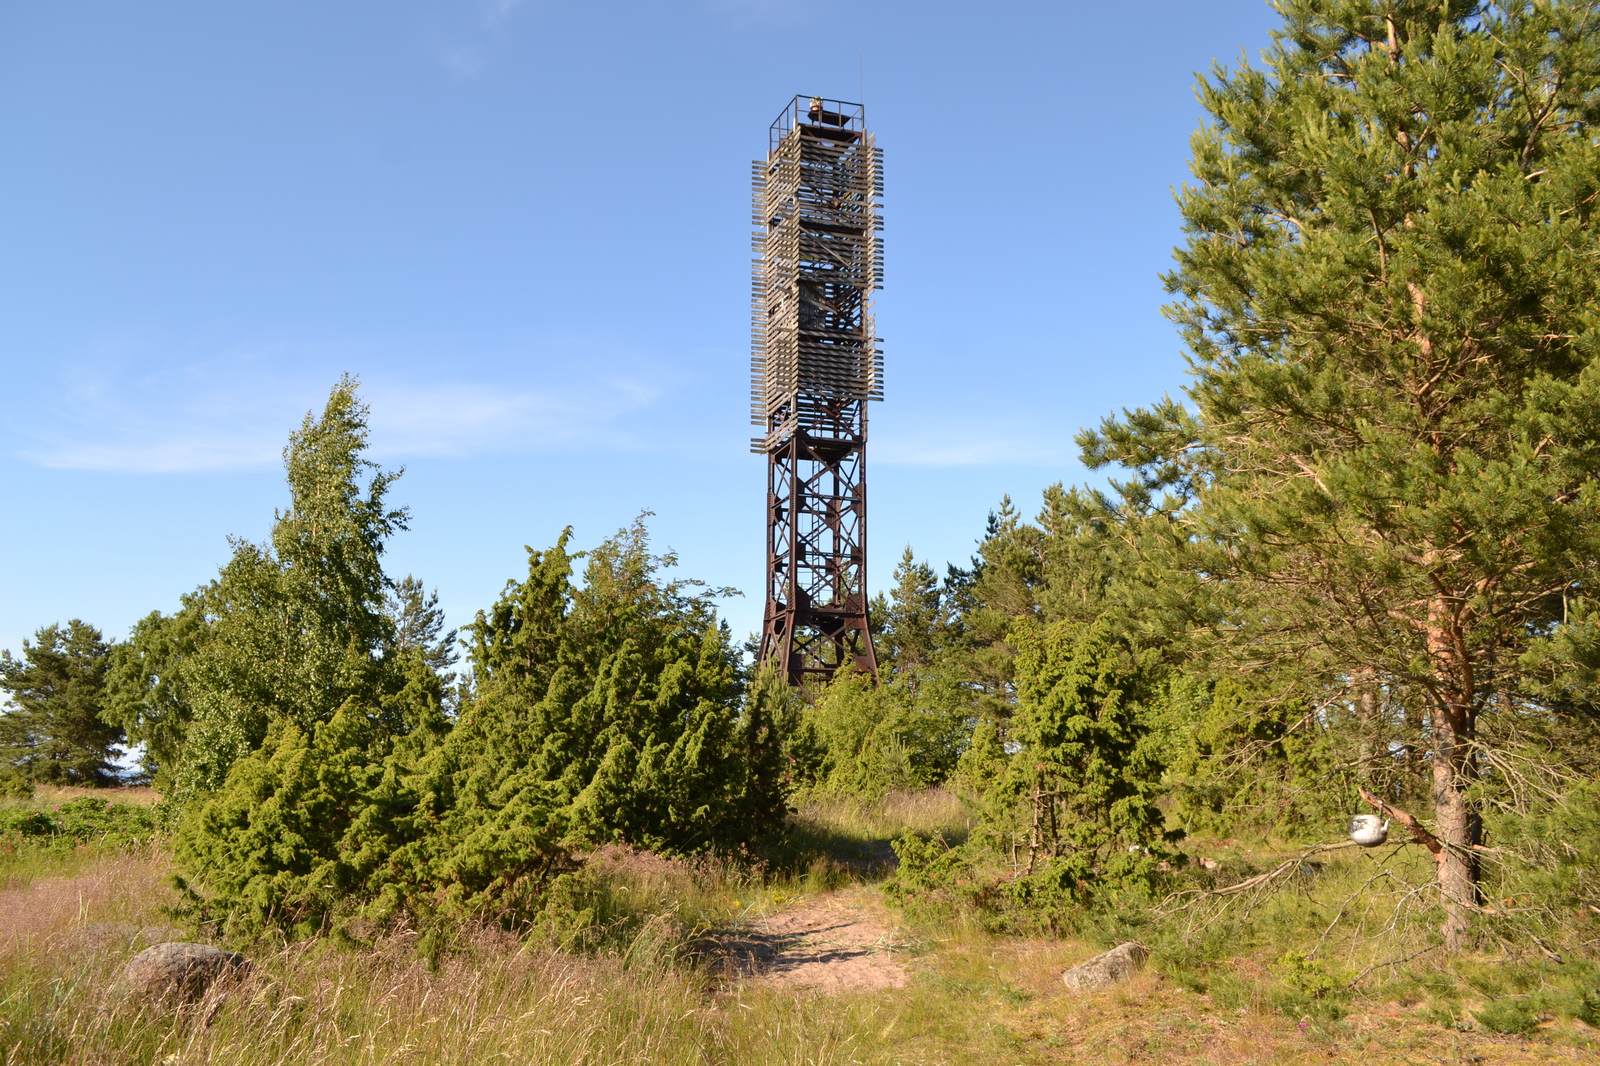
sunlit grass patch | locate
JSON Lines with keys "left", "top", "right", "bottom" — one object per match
{"left": 773, "top": 787, "right": 979, "bottom": 882}
{"left": 533, "top": 844, "right": 806, "bottom": 955}
{"left": 0, "top": 785, "right": 161, "bottom": 812}
{"left": 0, "top": 843, "right": 171, "bottom": 927}
{"left": 797, "top": 786, "right": 977, "bottom": 844}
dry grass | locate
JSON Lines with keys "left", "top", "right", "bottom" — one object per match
{"left": 0, "top": 836, "right": 150, "bottom": 895}
{"left": 0, "top": 792, "right": 1594, "bottom": 1064}
{"left": 0, "top": 846, "right": 170, "bottom": 959}
{"left": 777, "top": 786, "right": 979, "bottom": 883}
{"left": 795, "top": 786, "right": 978, "bottom": 844}
{"left": 551, "top": 842, "right": 807, "bottom": 951}
{"left": 5, "top": 870, "right": 1593, "bottom": 1066}
{"left": 0, "top": 785, "right": 160, "bottom": 811}
{"left": 900, "top": 926, "right": 1598, "bottom": 1064}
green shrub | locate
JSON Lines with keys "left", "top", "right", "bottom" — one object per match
{"left": 1577, "top": 989, "right": 1600, "bottom": 1028}
{"left": 1472, "top": 998, "right": 1538, "bottom": 1035}
{"left": 886, "top": 617, "right": 1175, "bottom": 929}
{"left": 986, "top": 617, "right": 1172, "bottom": 878}
{"left": 1164, "top": 677, "right": 1345, "bottom": 840}
{"left": 0, "top": 798, "right": 157, "bottom": 847}
{"left": 2, "top": 811, "right": 57, "bottom": 838}
{"left": 176, "top": 522, "right": 804, "bottom": 938}
{"left": 802, "top": 668, "right": 963, "bottom": 799}
{"left": 1267, "top": 950, "right": 1350, "bottom": 1021}
{"left": 883, "top": 832, "right": 973, "bottom": 910}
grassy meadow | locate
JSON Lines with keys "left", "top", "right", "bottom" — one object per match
{"left": 0, "top": 788, "right": 1591, "bottom": 1065}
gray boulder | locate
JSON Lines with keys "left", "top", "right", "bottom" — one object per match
{"left": 1060, "top": 941, "right": 1149, "bottom": 991}
{"left": 118, "top": 942, "right": 251, "bottom": 1004}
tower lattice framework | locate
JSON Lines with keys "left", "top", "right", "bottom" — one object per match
{"left": 751, "top": 96, "right": 883, "bottom": 691}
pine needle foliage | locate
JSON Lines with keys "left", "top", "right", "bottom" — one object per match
{"left": 1078, "top": 0, "right": 1600, "bottom": 950}
{"left": 0, "top": 620, "right": 123, "bottom": 787}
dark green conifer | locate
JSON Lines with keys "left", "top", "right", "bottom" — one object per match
{"left": 1002, "top": 618, "right": 1169, "bottom": 888}
{"left": 0, "top": 620, "right": 124, "bottom": 787}
{"left": 105, "top": 602, "right": 207, "bottom": 788}
{"left": 873, "top": 548, "right": 949, "bottom": 675}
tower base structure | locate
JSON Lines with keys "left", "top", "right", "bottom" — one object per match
{"left": 759, "top": 397, "right": 878, "bottom": 692}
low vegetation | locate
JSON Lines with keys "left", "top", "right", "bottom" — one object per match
{"left": 0, "top": 793, "right": 1596, "bottom": 1064}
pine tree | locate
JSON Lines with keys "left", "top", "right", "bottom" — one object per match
{"left": 0, "top": 620, "right": 124, "bottom": 786}
{"left": 939, "top": 499, "right": 1047, "bottom": 773}
{"left": 874, "top": 548, "right": 948, "bottom": 674}
{"left": 1097, "top": 0, "right": 1600, "bottom": 950}
{"left": 388, "top": 575, "right": 459, "bottom": 679}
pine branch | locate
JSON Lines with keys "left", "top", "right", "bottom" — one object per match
{"left": 1356, "top": 786, "right": 1441, "bottom": 857}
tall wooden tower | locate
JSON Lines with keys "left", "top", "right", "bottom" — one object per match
{"left": 751, "top": 96, "right": 883, "bottom": 691}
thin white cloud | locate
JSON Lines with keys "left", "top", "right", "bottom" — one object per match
{"left": 873, "top": 417, "right": 1079, "bottom": 468}
{"left": 440, "top": 43, "right": 487, "bottom": 78}
{"left": 428, "top": 0, "right": 533, "bottom": 78}
{"left": 29, "top": 433, "right": 285, "bottom": 474}
{"left": 11, "top": 346, "right": 671, "bottom": 474}
{"left": 699, "top": 0, "right": 815, "bottom": 29}
{"left": 365, "top": 376, "right": 660, "bottom": 458}
{"left": 484, "top": 0, "right": 528, "bottom": 25}
{"left": 17, "top": 356, "right": 300, "bottom": 472}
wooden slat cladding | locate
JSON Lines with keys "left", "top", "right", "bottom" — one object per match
{"left": 751, "top": 101, "right": 883, "bottom": 452}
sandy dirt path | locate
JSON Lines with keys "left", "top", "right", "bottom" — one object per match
{"left": 715, "top": 887, "right": 908, "bottom": 992}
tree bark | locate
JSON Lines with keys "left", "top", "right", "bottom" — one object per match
{"left": 1357, "top": 787, "right": 1442, "bottom": 855}
{"left": 1026, "top": 778, "right": 1042, "bottom": 876}
{"left": 1431, "top": 705, "right": 1480, "bottom": 951}
{"left": 1355, "top": 672, "right": 1379, "bottom": 786}
{"left": 1425, "top": 597, "right": 1481, "bottom": 952}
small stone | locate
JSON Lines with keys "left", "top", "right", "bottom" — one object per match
{"left": 117, "top": 942, "right": 251, "bottom": 1004}
{"left": 1060, "top": 941, "right": 1149, "bottom": 991}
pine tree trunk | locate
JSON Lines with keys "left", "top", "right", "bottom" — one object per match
{"left": 1426, "top": 601, "right": 1480, "bottom": 952}
{"left": 1355, "top": 673, "right": 1378, "bottom": 786}
{"left": 1430, "top": 707, "right": 1479, "bottom": 951}
{"left": 1026, "top": 779, "right": 1042, "bottom": 876}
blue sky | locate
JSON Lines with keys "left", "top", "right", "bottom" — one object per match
{"left": 0, "top": 0, "right": 1280, "bottom": 656}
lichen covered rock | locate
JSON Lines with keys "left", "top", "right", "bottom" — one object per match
{"left": 117, "top": 942, "right": 250, "bottom": 1003}
{"left": 1060, "top": 941, "right": 1148, "bottom": 991}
